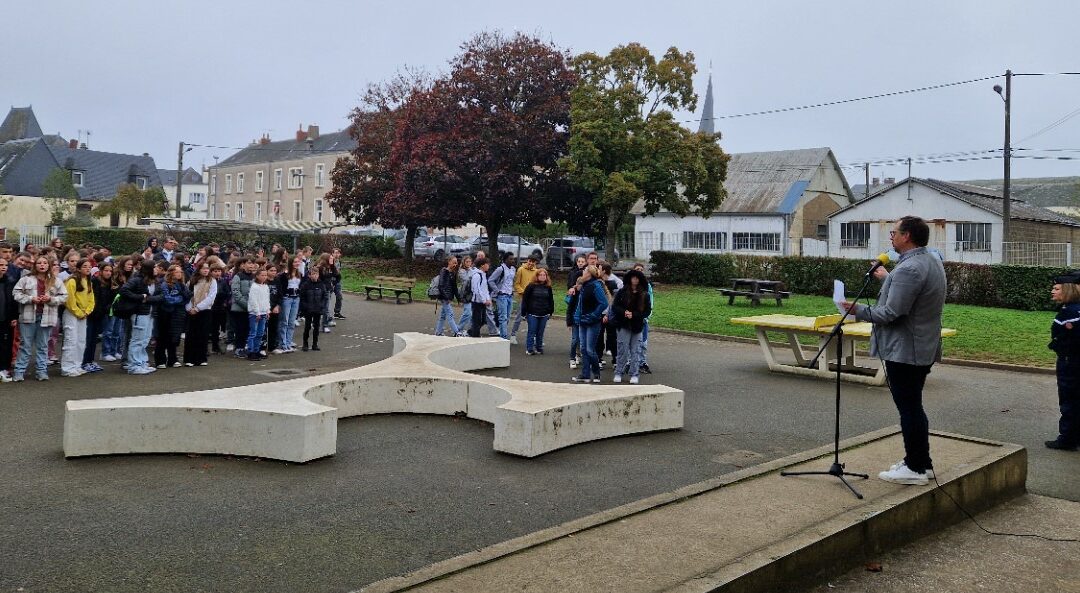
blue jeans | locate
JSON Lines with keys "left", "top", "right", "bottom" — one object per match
{"left": 495, "top": 294, "right": 512, "bottom": 339}
{"left": 640, "top": 320, "right": 649, "bottom": 365}
{"left": 435, "top": 300, "right": 459, "bottom": 336}
{"left": 526, "top": 314, "right": 549, "bottom": 353}
{"left": 247, "top": 314, "right": 268, "bottom": 354}
{"left": 101, "top": 315, "right": 126, "bottom": 358}
{"left": 458, "top": 299, "right": 472, "bottom": 330}
{"left": 279, "top": 296, "right": 299, "bottom": 348}
{"left": 14, "top": 318, "right": 51, "bottom": 378}
{"left": 578, "top": 323, "right": 602, "bottom": 379}
{"left": 569, "top": 324, "right": 581, "bottom": 361}
{"left": 127, "top": 314, "right": 153, "bottom": 371}
{"left": 616, "top": 328, "right": 643, "bottom": 378}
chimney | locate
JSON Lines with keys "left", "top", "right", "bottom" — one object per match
{"left": 79, "top": 142, "right": 88, "bottom": 150}
{"left": 884, "top": 177, "right": 895, "bottom": 185}
{"left": 872, "top": 177, "right": 880, "bottom": 186}
{"left": 259, "top": 133, "right": 271, "bottom": 145}
{"left": 68, "top": 139, "right": 78, "bottom": 149}
{"left": 307, "top": 124, "right": 320, "bottom": 141}
{"left": 295, "top": 123, "right": 308, "bottom": 143}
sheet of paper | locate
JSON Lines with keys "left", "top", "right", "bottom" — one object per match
{"left": 833, "top": 279, "right": 846, "bottom": 314}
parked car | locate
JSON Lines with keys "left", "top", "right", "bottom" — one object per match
{"left": 468, "top": 235, "right": 545, "bottom": 261}
{"left": 413, "top": 234, "right": 471, "bottom": 260}
{"left": 544, "top": 236, "right": 617, "bottom": 269}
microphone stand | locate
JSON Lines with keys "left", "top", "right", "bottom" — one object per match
{"left": 780, "top": 268, "right": 879, "bottom": 499}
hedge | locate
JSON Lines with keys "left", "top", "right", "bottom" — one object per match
{"left": 61, "top": 227, "right": 401, "bottom": 259}
{"left": 649, "top": 250, "right": 1067, "bottom": 311}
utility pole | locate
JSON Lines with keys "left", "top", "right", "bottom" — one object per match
{"left": 1003, "top": 69, "right": 1012, "bottom": 244}
{"left": 175, "top": 141, "right": 184, "bottom": 219}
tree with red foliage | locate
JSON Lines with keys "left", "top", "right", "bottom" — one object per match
{"left": 327, "top": 70, "right": 467, "bottom": 262}
{"left": 417, "top": 31, "right": 577, "bottom": 257}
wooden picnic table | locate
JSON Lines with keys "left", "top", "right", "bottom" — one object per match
{"left": 718, "top": 278, "right": 791, "bottom": 306}
{"left": 730, "top": 314, "right": 957, "bottom": 386}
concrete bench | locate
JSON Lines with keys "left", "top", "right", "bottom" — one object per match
{"left": 64, "top": 333, "right": 684, "bottom": 462}
{"left": 364, "top": 276, "right": 416, "bottom": 304}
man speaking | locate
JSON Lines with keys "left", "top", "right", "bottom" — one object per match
{"left": 843, "top": 216, "right": 946, "bottom": 486}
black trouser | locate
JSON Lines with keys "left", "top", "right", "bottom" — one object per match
{"left": 184, "top": 310, "right": 212, "bottom": 365}
{"left": 302, "top": 313, "right": 321, "bottom": 347}
{"left": 468, "top": 302, "right": 486, "bottom": 337}
{"left": 596, "top": 320, "right": 617, "bottom": 363}
{"left": 266, "top": 313, "right": 279, "bottom": 351}
{"left": 154, "top": 310, "right": 180, "bottom": 367}
{"left": 82, "top": 315, "right": 103, "bottom": 365}
{"left": 211, "top": 307, "right": 227, "bottom": 352}
{"left": 884, "top": 360, "right": 934, "bottom": 473}
{"left": 333, "top": 279, "right": 343, "bottom": 315}
{"left": 0, "top": 321, "right": 12, "bottom": 372}
{"left": 231, "top": 310, "right": 249, "bottom": 351}
{"left": 1055, "top": 355, "right": 1080, "bottom": 445}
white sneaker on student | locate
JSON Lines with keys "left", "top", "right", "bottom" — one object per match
{"left": 629, "top": 376, "right": 639, "bottom": 385}
{"left": 509, "top": 335, "right": 518, "bottom": 345}
{"left": 888, "top": 460, "right": 935, "bottom": 480}
{"left": 226, "top": 344, "right": 235, "bottom": 352}
{"left": 569, "top": 360, "right": 578, "bottom": 369}
{"left": 612, "top": 375, "right": 622, "bottom": 383}
{"left": 878, "top": 461, "right": 929, "bottom": 486}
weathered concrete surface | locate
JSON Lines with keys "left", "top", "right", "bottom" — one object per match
{"left": 802, "top": 494, "right": 1080, "bottom": 593}
{"left": 360, "top": 429, "right": 1026, "bottom": 593}
{"left": 64, "top": 332, "right": 683, "bottom": 461}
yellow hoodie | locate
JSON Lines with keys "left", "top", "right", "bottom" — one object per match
{"left": 513, "top": 264, "right": 538, "bottom": 297}
{"left": 65, "top": 276, "right": 96, "bottom": 319}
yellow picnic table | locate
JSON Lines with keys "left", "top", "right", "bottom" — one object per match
{"left": 730, "top": 314, "right": 957, "bottom": 386}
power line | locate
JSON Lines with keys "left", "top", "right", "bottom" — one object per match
{"left": 682, "top": 74, "right": 1003, "bottom": 125}
{"left": 1015, "top": 104, "right": 1080, "bottom": 145}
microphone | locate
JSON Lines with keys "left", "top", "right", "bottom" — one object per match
{"left": 865, "top": 253, "right": 890, "bottom": 276}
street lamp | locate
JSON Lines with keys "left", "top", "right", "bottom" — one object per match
{"left": 993, "top": 70, "right": 1012, "bottom": 248}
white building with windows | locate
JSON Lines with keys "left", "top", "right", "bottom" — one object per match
{"left": 158, "top": 167, "right": 209, "bottom": 219}
{"left": 631, "top": 147, "right": 853, "bottom": 259}
{"left": 208, "top": 124, "right": 354, "bottom": 224}
{"left": 828, "top": 177, "right": 1080, "bottom": 265}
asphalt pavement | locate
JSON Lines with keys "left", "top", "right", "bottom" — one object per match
{"left": 0, "top": 293, "right": 1076, "bottom": 593}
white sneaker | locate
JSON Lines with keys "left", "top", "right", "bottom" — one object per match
{"left": 323, "top": 327, "right": 331, "bottom": 333}
{"left": 888, "top": 460, "right": 935, "bottom": 480}
{"left": 0, "top": 370, "right": 11, "bottom": 383}
{"left": 294, "top": 320, "right": 302, "bottom": 327}
{"left": 569, "top": 360, "right": 578, "bottom": 369}
{"left": 629, "top": 376, "right": 639, "bottom": 385}
{"left": 612, "top": 375, "right": 622, "bottom": 383}
{"left": 101, "top": 354, "right": 117, "bottom": 362}
{"left": 509, "top": 335, "right": 518, "bottom": 345}
{"left": 328, "top": 320, "right": 337, "bottom": 327}
{"left": 172, "top": 362, "right": 183, "bottom": 368}
{"left": 272, "top": 349, "right": 283, "bottom": 355}
{"left": 878, "top": 461, "right": 929, "bottom": 486}
{"left": 156, "top": 364, "right": 167, "bottom": 369}
{"left": 226, "top": 344, "right": 235, "bottom": 352}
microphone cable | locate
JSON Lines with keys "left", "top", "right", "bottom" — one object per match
{"left": 869, "top": 254, "right": 1079, "bottom": 544}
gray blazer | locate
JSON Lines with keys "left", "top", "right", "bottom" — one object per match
{"left": 854, "top": 247, "right": 946, "bottom": 366}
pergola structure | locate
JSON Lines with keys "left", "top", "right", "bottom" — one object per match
{"left": 142, "top": 218, "right": 349, "bottom": 251}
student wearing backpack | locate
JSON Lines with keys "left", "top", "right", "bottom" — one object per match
{"left": 467, "top": 258, "right": 492, "bottom": 338}
{"left": 456, "top": 256, "right": 474, "bottom": 334}
{"left": 433, "top": 256, "right": 460, "bottom": 337}
{"left": 489, "top": 252, "right": 516, "bottom": 340}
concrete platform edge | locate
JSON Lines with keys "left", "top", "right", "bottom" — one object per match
{"left": 359, "top": 427, "right": 1027, "bottom": 593}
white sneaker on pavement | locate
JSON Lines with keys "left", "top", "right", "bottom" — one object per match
{"left": 509, "top": 335, "right": 518, "bottom": 345}
{"left": 888, "top": 460, "right": 935, "bottom": 480}
{"left": 629, "top": 376, "right": 639, "bottom": 384}
{"left": 878, "top": 461, "right": 929, "bottom": 486}
{"left": 612, "top": 375, "right": 622, "bottom": 383}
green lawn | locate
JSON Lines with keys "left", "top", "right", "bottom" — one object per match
{"left": 341, "top": 269, "right": 1058, "bottom": 368}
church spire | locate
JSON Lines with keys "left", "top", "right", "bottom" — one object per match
{"left": 698, "top": 69, "right": 715, "bottom": 136}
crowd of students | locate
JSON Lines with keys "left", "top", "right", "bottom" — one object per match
{"left": 432, "top": 250, "right": 654, "bottom": 383}
{"left": 0, "top": 237, "right": 346, "bottom": 382}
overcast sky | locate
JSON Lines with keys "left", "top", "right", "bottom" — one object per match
{"left": 4, "top": 0, "right": 1078, "bottom": 186}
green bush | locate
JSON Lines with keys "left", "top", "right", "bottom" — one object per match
{"left": 649, "top": 251, "right": 1066, "bottom": 311}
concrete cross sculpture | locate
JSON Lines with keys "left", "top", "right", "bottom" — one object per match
{"left": 64, "top": 333, "right": 684, "bottom": 462}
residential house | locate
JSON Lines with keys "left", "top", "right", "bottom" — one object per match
{"left": 631, "top": 147, "right": 854, "bottom": 258}
{"left": 208, "top": 124, "right": 355, "bottom": 225}
{"left": 159, "top": 167, "right": 209, "bottom": 219}
{"left": 0, "top": 106, "right": 161, "bottom": 228}
{"left": 827, "top": 177, "right": 1080, "bottom": 265}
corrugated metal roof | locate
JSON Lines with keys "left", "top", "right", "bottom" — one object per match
{"left": 217, "top": 130, "right": 356, "bottom": 167}
{"left": 829, "top": 177, "right": 1080, "bottom": 227}
{"left": 631, "top": 147, "right": 846, "bottom": 215}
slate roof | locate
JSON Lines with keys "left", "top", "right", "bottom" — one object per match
{"left": 0, "top": 138, "right": 38, "bottom": 185}
{"left": 158, "top": 167, "right": 203, "bottom": 186}
{"left": 47, "top": 145, "right": 161, "bottom": 201}
{"left": 631, "top": 147, "right": 851, "bottom": 215}
{"left": 218, "top": 130, "right": 355, "bottom": 167}
{"left": 0, "top": 107, "right": 44, "bottom": 143}
{"left": 830, "top": 177, "right": 1080, "bottom": 227}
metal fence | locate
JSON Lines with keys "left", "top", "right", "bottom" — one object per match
{"left": 15, "top": 224, "right": 61, "bottom": 248}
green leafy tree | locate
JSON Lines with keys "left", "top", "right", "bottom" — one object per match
{"left": 41, "top": 167, "right": 79, "bottom": 224}
{"left": 560, "top": 43, "right": 730, "bottom": 259}
{"left": 92, "top": 184, "right": 167, "bottom": 225}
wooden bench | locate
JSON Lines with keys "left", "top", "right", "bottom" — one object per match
{"left": 364, "top": 275, "right": 416, "bottom": 304}
{"left": 719, "top": 279, "right": 791, "bottom": 306}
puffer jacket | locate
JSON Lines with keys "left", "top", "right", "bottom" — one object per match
{"left": 573, "top": 278, "right": 608, "bottom": 326}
